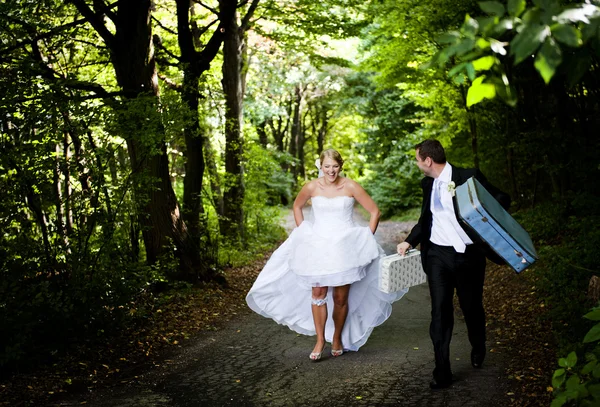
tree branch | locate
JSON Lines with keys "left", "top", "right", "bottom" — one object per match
{"left": 152, "top": 15, "right": 178, "bottom": 36}
{"left": 0, "top": 17, "right": 90, "bottom": 58}
{"left": 192, "top": 18, "right": 219, "bottom": 43}
{"left": 157, "top": 73, "right": 182, "bottom": 92}
{"left": 92, "top": 0, "right": 118, "bottom": 25}
{"left": 193, "top": 0, "right": 219, "bottom": 15}
{"left": 67, "top": 0, "right": 115, "bottom": 49}
{"left": 241, "top": 0, "right": 260, "bottom": 31}
{"left": 153, "top": 35, "right": 182, "bottom": 63}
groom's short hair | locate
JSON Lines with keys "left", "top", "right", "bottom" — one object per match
{"left": 415, "top": 139, "right": 447, "bottom": 164}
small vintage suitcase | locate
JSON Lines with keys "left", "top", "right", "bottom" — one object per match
{"left": 455, "top": 177, "right": 538, "bottom": 273}
{"left": 379, "top": 250, "right": 426, "bottom": 293}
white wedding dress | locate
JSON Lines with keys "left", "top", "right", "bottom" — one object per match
{"left": 246, "top": 196, "right": 407, "bottom": 351}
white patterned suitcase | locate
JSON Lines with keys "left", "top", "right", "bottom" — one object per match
{"left": 379, "top": 250, "right": 426, "bottom": 293}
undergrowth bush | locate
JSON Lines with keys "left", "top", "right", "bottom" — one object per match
{"left": 515, "top": 193, "right": 600, "bottom": 406}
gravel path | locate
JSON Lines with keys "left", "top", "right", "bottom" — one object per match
{"left": 54, "top": 205, "right": 512, "bottom": 407}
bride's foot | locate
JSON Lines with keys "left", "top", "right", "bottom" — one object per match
{"left": 309, "top": 342, "right": 326, "bottom": 361}
{"left": 331, "top": 341, "right": 344, "bottom": 357}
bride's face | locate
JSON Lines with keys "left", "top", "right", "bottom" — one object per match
{"left": 321, "top": 157, "right": 341, "bottom": 183}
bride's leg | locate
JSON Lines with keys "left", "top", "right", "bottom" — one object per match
{"left": 311, "top": 286, "right": 328, "bottom": 358}
{"left": 332, "top": 284, "right": 350, "bottom": 354}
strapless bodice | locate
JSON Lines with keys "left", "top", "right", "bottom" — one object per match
{"left": 311, "top": 195, "right": 356, "bottom": 230}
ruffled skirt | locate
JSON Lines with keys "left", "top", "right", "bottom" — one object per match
{"left": 246, "top": 221, "right": 407, "bottom": 351}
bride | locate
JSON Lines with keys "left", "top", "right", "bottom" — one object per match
{"left": 246, "top": 149, "right": 406, "bottom": 360}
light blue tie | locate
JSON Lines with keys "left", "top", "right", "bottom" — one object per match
{"left": 433, "top": 180, "right": 443, "bottom": 211}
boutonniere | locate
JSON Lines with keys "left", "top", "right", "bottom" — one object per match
{"left": 447, "top": 181, "right": 456, "bottom": 197}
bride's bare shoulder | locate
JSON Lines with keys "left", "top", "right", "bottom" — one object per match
{"left": 302, "top": 179, "right": 321, "bottom": 192}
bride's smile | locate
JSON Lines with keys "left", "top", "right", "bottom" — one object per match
{"left": 321, "top": 157, "right": 341, "bottom": 184}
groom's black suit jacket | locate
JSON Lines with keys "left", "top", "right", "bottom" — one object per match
{"left": 405, "top": 165, "right": 511, "bottom": 271}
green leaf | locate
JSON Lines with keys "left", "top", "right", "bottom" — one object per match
{"left": 453, "top": 73, "right": 466, "bottom": 85}
{"left": 581, "top": 19, "right": 600, "bottom": 42}
{"left": 559, "top": 358, "right": 568, "bottom": 367}
{"left": 437, "top": 31, "right": 461, "bottom": 44}
{"left": 534, "top": 38, "right": 562, "bottom": 84}
{"left": 494, "top": 81, "right": 517, "bottom": 106}
{"left": 593, "top": 363, "right": 600, "bottom": 378}
{"left": 466, "top": 75, "right": 496, "bottom": 106}
{"left": 581, "top": 360, "right": 597, "bottom": 375}
{"left": 578, "top": 383, "right": 589, "bottom": 398}
{"left": 565, "top": 374, "right": 580, "bottom": 392}
{"left": 566, "top": 351, "right": 578, "bottom": 368}
{"left": 476, "top": 38, "right": 491, "bottom": 50}
{"left": 462, "top": 14, "right": 480, "bottom": 37}
{"left": 584, "top": 309, "right": 600, "bottom": 321}
{"left": 564, "top": 51, "right": 592, "bottom": 88}
{"left": 448, "top": 62, "right": 470, "bottom": 77}
{"left": 584, "top": 323, "right": 600, "bottom": 343}
{"left": 588, "top": 383, "right": 600, "bottom": 398}
{"left": 466, "top": 63, "right": 476, "bottom": 81}
{"left": 507, "top": 0, "right": 526, "bottom": 17}
{"left": 522, "top": 9, "right": 543, "bottom": 24}
{"left": 553, "top": 368, "right": 566, "bottom": 388}
{"left": 476, "top": 16, "right": 499, "bottom": 34}
{"left": 550, "top": 395, "right": 567, "bottom": 407}
{"left": 490, "top": 18, "right": 514, "bottom": 37}
{"left": 533, "top": 0, "right": 555, "bottom": 10}
{"left": 551, "top": 24, "right": 583, "bottom": 47}
{"left": 479, "top": 1, "right": 506, "bottom": 17}
{"left": 454, "top": 38, "right": 478, "bottom": 57}
{"left": 472, "top": 56, "right": 496, "bottom": 71}
{"left": 510, "top": 24, "right": 551, "bottom": 64}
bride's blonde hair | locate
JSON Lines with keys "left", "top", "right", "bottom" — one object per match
{"left": 320, "top": 149, "right": 344, "bottom": 169}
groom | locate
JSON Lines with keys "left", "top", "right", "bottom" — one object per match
{"left": 397, "top": 139, "right": 510, "bottom": 389}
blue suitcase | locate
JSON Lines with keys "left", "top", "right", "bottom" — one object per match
{"left": 455, "top": 177, "right": 537, "bottom": 273}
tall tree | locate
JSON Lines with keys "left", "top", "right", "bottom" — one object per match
{"left": 67, "top": 0, "right": 212, "bottom": 280}
{"left": 220, "top": 0, "right": 260, "bottom": 242}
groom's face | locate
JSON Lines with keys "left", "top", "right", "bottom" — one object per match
{"left": 415, "top": 149, "right": 431, "bottom": 176}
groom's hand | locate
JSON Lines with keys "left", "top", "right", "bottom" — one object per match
{"left": 397, "top": 242, "right": 411, "bottom": 256}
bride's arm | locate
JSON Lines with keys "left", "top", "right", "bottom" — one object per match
{"left": 293, "top": 181, "right": 314, "bottom": 227}
{"left": 349, "top": 180, "right": 380, "bottom": 234}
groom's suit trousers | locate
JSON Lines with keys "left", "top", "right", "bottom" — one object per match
{"left": 426, "top": 242, "right": 486, "bottom": 379}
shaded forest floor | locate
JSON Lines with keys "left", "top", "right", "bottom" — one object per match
{"left": 1, "top": 219, "right": 556, "bottom": 406}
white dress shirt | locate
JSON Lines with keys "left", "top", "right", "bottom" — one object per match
{"left": 429, "top": 163, "right": 472, "bottom": 253}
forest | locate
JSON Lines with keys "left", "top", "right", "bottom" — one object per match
{"left": 1, "top": 0, "right": 599, "bottom": 405}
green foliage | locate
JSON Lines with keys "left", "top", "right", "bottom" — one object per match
{"left": 516, "top": 195, "right": 600, "bottom": 352}
{"left": 429, "top": 0, "right": 600, "bottom": 105}
{"left": 217, "top": 143, "right": 291, "bottom": 267}
{"left": 551, "top": 307, "right": 600, "bottom": 407}
{"left": 362, "top": 146, "right": 423, "bottom": 218}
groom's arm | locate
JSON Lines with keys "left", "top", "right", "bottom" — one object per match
{"left": 398, "top": 178, "right": 427, "bottom": 254}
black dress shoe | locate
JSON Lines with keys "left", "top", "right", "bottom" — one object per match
{"left": 471, "top": 349, "right": 486, "bottom": 368}
{"left": 429, "top": 377, "right": 452, "bottom": 389}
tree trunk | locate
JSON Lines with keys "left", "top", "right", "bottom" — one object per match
{"left": 220, "top": 10, "right": 245, "bottom": 243}
{"left": 53, "top": 142, "right": 68, "bottom": 249}
{"left": 256, "top": 119, "right": 269, "bottom": 147}
{"left": 105, "top": 0, "right": 207, "bottom": 280}
{"left": 459, "top": 85, "right": 479, "bottom": 168}
{"left": 176, "top": 0, "right": 205, "bottom": 240}
{"left": 297, "top": 109, "right": 309, "bottom": 179}
{"left": 314, "top": 105, "right": 328, "bottom": 154}
{"left": 204, "top": 137, "right": 225, "bottom": 216}
{"left": 289, "top": 86, "right": 302, "bottom": 179}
